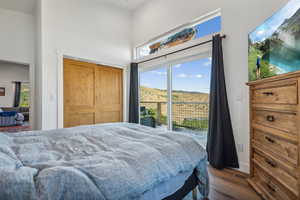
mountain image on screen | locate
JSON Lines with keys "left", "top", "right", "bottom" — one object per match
{"left": 249, "top": 0, "right": 300, "bottom": 81}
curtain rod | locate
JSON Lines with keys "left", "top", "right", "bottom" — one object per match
{"left": 137, "top": 34, "right": 226, "bottom": 64}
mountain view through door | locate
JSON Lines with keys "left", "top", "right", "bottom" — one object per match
{"left": 140, "top": 58, "right": 211, "bottom": 147}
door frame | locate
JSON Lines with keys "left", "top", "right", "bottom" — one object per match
{"left": 57, "top": 52, "right": 128, "bottom": 129}
{"left": 0, "top": 58, "right": 35, "bottom": 129}
{"left": 138, "top": 52, "right": 212, "bottom": 130}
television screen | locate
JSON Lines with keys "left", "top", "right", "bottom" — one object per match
{"left": 248, "top": 0, "right": 300, "bottom": 81}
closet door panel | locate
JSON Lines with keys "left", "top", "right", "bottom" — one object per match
{"left": 95, "top": 66, "right": 123, "bottom": 124}
{"left": 64, "top": 59, "right": 123, "bottom": 128}
{"left": 64, "top": 59, "right": 96, "bottom": 128}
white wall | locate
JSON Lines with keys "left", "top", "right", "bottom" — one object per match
{"left": 0, "top": 8, "right": 35, "bottom": 64}
{"left": 0, "top": 7, "right": 36, "bottom": 128}
{"left": 38, "top": 0, "right": 132, "bottom": 130}
{"left": 0, "top": 62, "right": 29, "bottom": 107}
{"left": 35, "top": 0, "right": 43, "bottom": 130}
{"left": 132, "top": 0, "right": 290, "bottom": 172}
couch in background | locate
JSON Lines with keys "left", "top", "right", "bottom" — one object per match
{"left": 0, "top": 111, "right": 24, "bottom": 127}
{"left": 1, "top": 107, "right": 29, "bottom": 121}
{"left": 0, "top": 107, "right": 28, "bottom": 127}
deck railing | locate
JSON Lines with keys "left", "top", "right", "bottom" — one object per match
{"left": 140, "top": 101, "right": 209, "bottom": 131}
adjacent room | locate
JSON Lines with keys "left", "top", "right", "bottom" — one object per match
{"left": 0, "top": 61, "right": 31, "bottom": 132}
{"left": 0, "top": 0, "right": 299, "bottom": 199}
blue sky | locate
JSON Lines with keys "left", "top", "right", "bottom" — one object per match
{"left": 140, "top": 58, "right": 212, "bottom": 93}
{"left": 195, "top": 16, "right": 221, "bottom": 39}
{"left": 140, "top": 15, "right": 221, "bottom": 94}
{"left": 173, "top": 58, "right": 212, "bottom": 93}
{"left": 250, "top": 0, "right": 300, "bottom": 43}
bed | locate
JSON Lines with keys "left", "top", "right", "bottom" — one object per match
{"left": 0, "top": 123, "right": 209, "bottom": 200}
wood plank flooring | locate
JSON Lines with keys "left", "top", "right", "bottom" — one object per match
{"left": 208, "top": 166, "right": 261, "bottom": 200}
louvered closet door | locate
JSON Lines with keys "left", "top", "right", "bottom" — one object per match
{"left": 63, "top": 58, "right": 123, "bottom": 128}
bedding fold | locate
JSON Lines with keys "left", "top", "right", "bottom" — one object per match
{"left": 0, "top": 123, "right": 209, "bottom": 200}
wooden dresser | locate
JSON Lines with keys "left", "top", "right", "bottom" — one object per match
{"left": 247, "top": 71, "right": 300, "bottom": 200}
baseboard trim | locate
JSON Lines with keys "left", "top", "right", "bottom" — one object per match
{"left": 237, "top": 162, "right": 250, "bottom": 174}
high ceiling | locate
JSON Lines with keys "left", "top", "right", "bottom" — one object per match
{"left": 0, "top": 0, "right": 148, "bottom": 15}
{"left": 101, "top": 0, "right": 148, "bottom": 10}
{"left": 0, "top": 0, "right": 36, "bottom": 14}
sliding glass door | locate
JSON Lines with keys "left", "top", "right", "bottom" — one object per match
{"left": 171, "top": 58, "right": 211, "bottom": 146}
{"left": 139, "top": 57, "right": 211, "bottom": 146}
{"left": 139, "top": 67, "right": 168, "bottom": 130}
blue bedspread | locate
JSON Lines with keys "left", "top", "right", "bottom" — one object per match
{"left": 0, "top": 123, "right": 209, "bottom": 200}
{"left": 0, "top": 111, "right": 17, "bottom": 117}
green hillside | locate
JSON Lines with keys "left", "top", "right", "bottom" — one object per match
{"left": 140, "top": 86, "right": 209, "bottom": 103}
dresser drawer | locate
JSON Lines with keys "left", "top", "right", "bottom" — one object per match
{"left": 253, "top": 152, "right": 298, "bottom": 197}
{"left": 248, "top": 73, "right": 300, "bottom": 200}
{"left": 253, "top": 109, "right": 297, "bottom": 136}
{"left": 253, "top": 129, "right": 298, "bottom": 166}
{"left": 252, "top": 166, "right": 296, "bottom": 200}
{"left": 252, "top": 80, "right": 298, "bottom": 105}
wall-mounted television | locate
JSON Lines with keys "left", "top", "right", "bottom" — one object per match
{"left": 248, "top": 0, "right": 300, "bottom": 81}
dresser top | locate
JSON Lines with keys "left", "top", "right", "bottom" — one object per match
{"left": 247, "top": 70, "right": 300, "bottom": 86}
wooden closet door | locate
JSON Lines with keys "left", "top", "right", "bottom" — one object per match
{"left": 64, "top": 59, "right": 96, "bottom": 128}
{"left": 63, "top": 59, "right": 123, "bottom": 128}
{"left": 95, "top": 66, "right": 123, "bottom": 123}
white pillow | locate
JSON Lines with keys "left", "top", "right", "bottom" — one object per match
{"left": 0, "top": 108, "right": 3, "bottom": 112}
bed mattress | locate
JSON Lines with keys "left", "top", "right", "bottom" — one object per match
{"left": 0, "top": 123, "right": 209, "bottom": 200}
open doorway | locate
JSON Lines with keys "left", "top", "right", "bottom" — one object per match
{"left": 0, "top": 60, "right": 31, "bottom": 132}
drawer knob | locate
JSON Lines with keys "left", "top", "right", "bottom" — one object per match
{"left": 265, "top": 136, "right": 276, "bottom": 144}
{"left": 262, "top": 92, "right": 274, "bottom": 96}
{"left": 266, "top": 115, "right": 275, "bottom": 122}
{"left": 265, "top": 158, "right": 277, "bottom": 168}
{"left": 267, "top": 182, "right": 277, "bottom": 193}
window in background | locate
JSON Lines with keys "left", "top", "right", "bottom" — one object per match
{"left": 139, "top": 57, "right": 212, "bottom": 147}
{"left": 136, "top": 14, "right": 221, "bottom": 59}
{"left": 20, "top": 83, "right": 30, "bottom": 107}
{"left": 139, "top": 67, "right": 169, "bottom": 130}
{"left": 171, "top": 58, "right": 211, "bottom": 147}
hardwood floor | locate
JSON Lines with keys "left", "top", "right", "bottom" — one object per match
{"left": 208, "top": 166, "right": 261, "bottom": 200}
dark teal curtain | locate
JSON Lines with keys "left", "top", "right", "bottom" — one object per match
{"left": 206, "top": 34, "right": 239, "bottom": 169}
{"left": 129, "top": 63, "right": 139, "bottom": 123}
{"left": 14, "top": 82, "right": 21, "bottom": 107}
